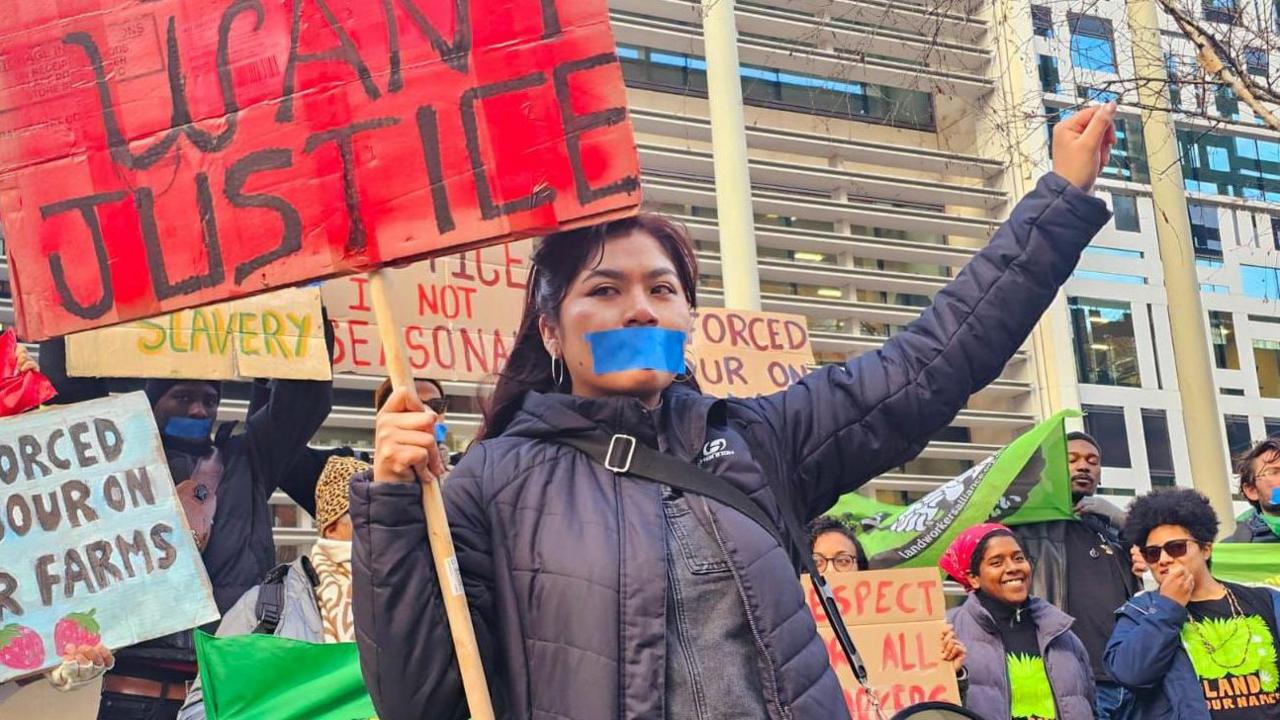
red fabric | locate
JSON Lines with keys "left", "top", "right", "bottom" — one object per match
{"left": 0, "top": 329, "right": 56, "bottom": 417}
{"left": 938, "top": 522, "right": 1014, "bottom": 589}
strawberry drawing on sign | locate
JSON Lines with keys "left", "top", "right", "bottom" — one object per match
{"left": 54, "top": 610, "right": 102, "bottom": 654}
{"left": 0, "top": 624, "right": 45, "bottom": 670}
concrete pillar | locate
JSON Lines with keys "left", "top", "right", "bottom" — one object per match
{"left": 701, "top": 0, "right": 761, "bottom": 310}
{"left": 1126, "top": 0, "right": 1236, "bottom": 532}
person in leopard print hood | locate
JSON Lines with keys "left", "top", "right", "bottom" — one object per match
{"left": 176, "top": 455, "right": 366, "bottom": 720}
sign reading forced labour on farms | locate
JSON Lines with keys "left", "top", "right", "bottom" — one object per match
{"left": 802, "top": 567, "right": 960, "bottom": 719}
{"left": 689, "top": 308, "right": 815, "bottom": 397}
{"left": 64, "top": 287, "right": 330, "bottom": 381}
{"left": 0, "top": 393, "right": 218, "bottom": 683}
{"left": 0, "top": 0, "right": 640, "bottom": 341}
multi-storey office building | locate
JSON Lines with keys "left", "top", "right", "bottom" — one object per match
{"left": 0, "top": 0, "right": 1276, "bottom": 557}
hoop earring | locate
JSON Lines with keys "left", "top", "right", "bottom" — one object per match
{"left": 551, "top": 355, "right": 566, "bottom": 388}
{"left": 673, "top": 356, "right": 694, "bottom": 384}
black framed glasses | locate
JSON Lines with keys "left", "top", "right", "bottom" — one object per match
{"left": 425, "top": 398, "right": 448, "bottom": 414}
{"left": 812, "top": 553, "right": 858, "bottom": 573}
{"left": 1140, "top": 538, "right": 1201, "bottom": 564}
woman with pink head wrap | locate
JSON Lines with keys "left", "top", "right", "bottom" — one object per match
{"left": 941, "top": 523, "right": 1096, "bottom": 720}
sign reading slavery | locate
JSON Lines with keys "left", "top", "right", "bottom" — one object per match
{"left": 0, "top": 393, "right": 218, "bottom": 683}
{"left": 803, "top": 568, "right": 960, "bottom": 719}
{"left": 325, "top": 241, "right": 530, "bottom": 382}
{"left": 0, "top": 0, "right": 639, "bottom": 341}
{"left": 64, "top": 287, "right": 331, "bottom": 381}
{"left": 689, "top": 308, "right": 815, "bottom": 397}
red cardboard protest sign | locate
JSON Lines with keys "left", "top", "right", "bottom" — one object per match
{"left": 0, "top": 0, "right": 640, "bottom": 341}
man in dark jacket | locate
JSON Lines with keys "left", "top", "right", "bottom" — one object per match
{"left": 38, "top": 337, "right": 333, "bottom": 720}
{"left": 1013, "top": 431, "right": 1142, "bottom": 720}
{"left": 1225, "top": 437, "right": 1280, "bottom": 543}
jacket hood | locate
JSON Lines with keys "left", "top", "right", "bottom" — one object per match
{"left": 962, "top": 592, "right": 1076, "bottom": 647}
{"left": 501, "top": 382, "right": 725, "bottom": 460}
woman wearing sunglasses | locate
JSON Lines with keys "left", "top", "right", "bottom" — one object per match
{"left": 940, "top": 523, "right": 1095, "bottom": 720}
{"left": 353, "top": 102, "right": 1118, "bottom": 720}
{"left": 1106, "top": 487, "right": 1280, "bottom": 720}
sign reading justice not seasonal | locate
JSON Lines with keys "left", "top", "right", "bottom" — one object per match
{"left": 0, "top": 0, "right": 640, "bottom": 340}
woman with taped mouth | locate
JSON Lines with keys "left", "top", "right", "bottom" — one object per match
{"left": 941, "top": 523, "right": 1095, "bottom": 720}
{"left": 351, "top": 100, "right": 1120, "bottom": 720}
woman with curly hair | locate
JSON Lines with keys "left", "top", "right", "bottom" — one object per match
{"left": 1106, "top": 487, "right": 1280, "bottom": 719}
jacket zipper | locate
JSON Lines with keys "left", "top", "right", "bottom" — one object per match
{"left": 702, "top": 497, "right": 792, "bottom": 720}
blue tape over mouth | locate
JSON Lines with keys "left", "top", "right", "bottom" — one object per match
{"left": 164, "top": 417, "right": 214, "bottom": 441}
{"left": 585, "top": 327, "right": 687, "bottom": 375}
{"left": 1271, "top": 487, "right": 1280, "bottom": 506}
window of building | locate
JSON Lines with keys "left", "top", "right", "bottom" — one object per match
{"left": 1180, "top": 130, "right": 1280, "bottom": 199}
{"left": 1225, "top": 414, "right": 1255, "bottom": 454}
{"left": 618, "top": 45, "right": 935, "bottom": 131}
{"left": 1069, "top": 297, "right": 1143, "bottom": 386}
{"left": 1266, "top": 417, "right": 1280, "bottom": 437}
{"left": 1166, "top": 54, "right": 1183, "bottom": 109}
{"left": 1216, "top": 86, "right": 1241, "bottom": 120}
{"left": 1242, "top": 264, "right": 1280, "bottom": 300}
{"left": 1204, "top": 0, "right": 1239, "bottom": 23}
{"left": 1222, "top": 387, "right": 1247, "bottom": 396}
{"left": 1188, "top": 202, "right": 1223, "bottom": 257}
{"left": 1032, "top": 5, "right": 1054, "bottom": 37}
{"left": 1256, "top": 340, "right": 1280, "bottom": 398}
{"left": 1112, "top": 193, "right": 1141, "bottom": 232}
{"left": 1069, "top": 15, "right": 1117, "bottom": 72}
{"left": 1143, "top": 409, "right": 1176, "bottom": 486}
{"left": 1247, "top": 48, "right": 1270, "bottom": 77}
{"left": 1209, "top": 310, "right": 1241, "bottom": 369}
{"left": 1039, "top": 55, "right": 1061, "bottom": 93}
{"left": 1273, "top": 217, "right": 1280, "bottom": 250}
{"left": 1084, "top": 405, "right": 1132, "bottom": 468}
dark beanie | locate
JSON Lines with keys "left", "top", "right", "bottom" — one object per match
{"left": 144, "top": 379, "right": 223, "bottom": 408}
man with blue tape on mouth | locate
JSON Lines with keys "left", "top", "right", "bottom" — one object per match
{"left": 37, "top": 333, "right": 334, "bottom": 720}
{"left": 353, "top": 101, "right": 1121, "bottom": 720}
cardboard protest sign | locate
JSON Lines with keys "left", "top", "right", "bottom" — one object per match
{"left": 64, "top": 287, "right": 330, "bottom": 381}
{"left": 0, "top": 0, "right": 640, "bottom": 341}
{"left": 690, "top": 308, "right": 816, "bottom": 398}
{"left": 325, "top": 241, "right": 530, "bottom": 382}
{"left": 0, "top": 393, "right": 218, "bottom": 682}
{"left": 803, "top": 568, "right": 960, "bottom": 719}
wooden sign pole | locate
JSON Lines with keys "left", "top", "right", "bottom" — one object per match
{"left": 367, "top": 268, "right": 496, "bottom": 720}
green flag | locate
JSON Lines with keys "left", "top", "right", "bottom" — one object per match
{"left": 826, "top": 410, "right": 1080, "bottom": 569}
{"left": 1213, "top": 544, "right": 1280, "bottom": 588}
{"left": 195, "top": 630, "right": 377, "bottom": 720}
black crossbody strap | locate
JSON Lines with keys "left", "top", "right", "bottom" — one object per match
{"left": 555, "top": 433, "right": 784, "bottom": 548}
{"left": 553, "top": 430, "right": 875, "bottom": 694}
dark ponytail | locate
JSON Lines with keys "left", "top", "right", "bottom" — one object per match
{"left": 477, "top": 214, "right": 700, "bottom": 440}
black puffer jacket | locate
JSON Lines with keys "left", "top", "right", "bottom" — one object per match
{"left": 351, "top": 173, "right": 1111, "bottom": 720}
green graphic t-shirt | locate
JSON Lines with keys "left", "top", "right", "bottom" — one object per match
{"left": 1182, "top": 584, "right": 1280, "bottom": 718}
{"left": 1008, "top": 652, "right": 1057, "bottom": 720}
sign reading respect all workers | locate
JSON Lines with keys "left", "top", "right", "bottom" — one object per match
{"left": 802, "top": 567, "right": 961, "bottom": 719}
{"left": 325, "top": 248, "right": 817, "bottom": 397}
{"left": 0, "top": 0, "right": 640, "bottom": 341}
{"left": 0, "top": 393, "right": 218, "bottom": 683}
{"left": 63, "top": 287, "right": 331, "bottom": 381}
